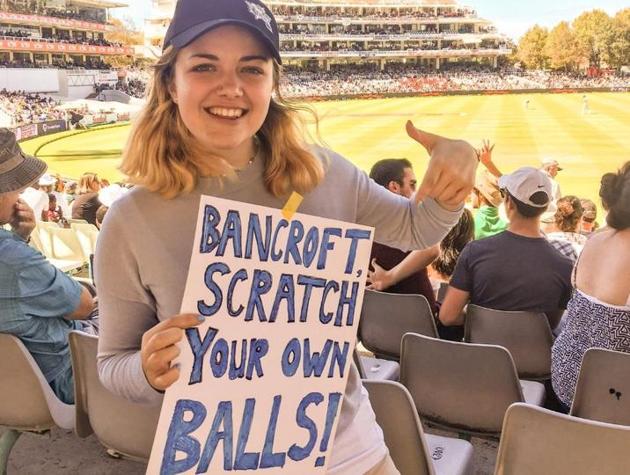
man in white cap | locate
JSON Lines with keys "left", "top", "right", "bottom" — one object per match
{"left": 439, "top": 167, "right": 573, "bottom": 330}
{"left": 0, "top": 128, "right": 95, "bottom": 404}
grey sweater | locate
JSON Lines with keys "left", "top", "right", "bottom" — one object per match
{"left": 95, "top": 146, "right": 461, "bottom": 473}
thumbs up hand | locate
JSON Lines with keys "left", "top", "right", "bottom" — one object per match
{"left": 406, "top": 120, "right": 478, "bottom": 210}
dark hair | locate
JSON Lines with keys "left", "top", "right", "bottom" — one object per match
{"left": 600, "top": 161, "right": 630, "bottom": 230}
{"left": 95, "top": 205, "right": 109, "bottom": 225}
{"left": 554, "top": 195, "right": 583, "bottom": 232}
{"left": 369, "top": 158, "right": 412, "bottom": 188}
{"left": 580, "top": 198, "right": 597, "bottom": 223}
{"left": 47, "top": 193, "right": 56, "bottom": 202}
{"left": 507, "top": 191, "right": 548, "bottom": 218}
{"left": 432, "top": 208, "right": 474, "bottom": 278}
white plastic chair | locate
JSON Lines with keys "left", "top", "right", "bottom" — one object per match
{"left": 70, "top": 222, "right": 99, "bottom": 258}
{"left": 0, "top": 333, "right": 74, "bottom": 473}
{"left": 354, "top": 350, "right": 400, "bottom": 381}
{"left": 495, "top": 403, "right": 630, "bottom": 475}
{"left": 465, "top": 304, "right": 554, "bottom": 380}
{"left": 46, "top": 227, "right": 87, "bottom": 273}
{"left": 359, "top": 290, "right": 437, "bottom": 360}
{"left": 365, "top": 380, "right": 474, "bottom": 475}
{"left": 570, "top": 347, "right": 630, "bottom": 426}
{"left": 400, "top": 333, "right": 545, "bottom": 437}
{"left": 69, "top": 332, "right": 160, "bottom": 461}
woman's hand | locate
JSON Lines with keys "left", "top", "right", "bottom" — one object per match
{"left": 406, "top": 120, "right": 478, "bottom": 210}
{"left": 141, "top": 313, "right": 205, "bottom": 392}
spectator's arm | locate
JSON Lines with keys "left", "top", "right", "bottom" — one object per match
{"left": 368, "top": 245, "right": 439, "bottom": 291}
{"left": 64, "top": 285, "right": 95, "bottom": 320}
{"left": 439, "top": 286, "right": 469, "bottom": 326}
{"left": 478, "top": 139, "right": 503, "bottom": 178}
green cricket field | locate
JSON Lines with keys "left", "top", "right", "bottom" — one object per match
{"left": 21, "top": 92, "right": 630, "bottom": 204}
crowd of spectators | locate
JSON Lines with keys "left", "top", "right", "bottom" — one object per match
{"left": 278, "top": 24, "right": 470, "bottom": 36}
{"left": 2, "top": 1, "right": 106, "bottom": 23}
{"left": 0, "top": 57, "right": 112, "bottom": 70}
{"left": 42, "top": 35, "right": 122, "bottom": 48}
{"left": 95, "top": 77, "right": 147, "bottom": 99}
{"left": 272, "top": 5, "right": 473, "bottom": 20}
{"left": 280, "top": 66, "right": 630, "bottom": 98}
{"left": 1, "top": 66, "right": 628, "bottom": 125}
{"left": 0, "top": 89, "right": 64, "bottom": 127}
{"left": 0, "top": 28, "right": 121, "bottom": 47}
{"left": 0, "top": 28, "right": 31, "bottom": 38}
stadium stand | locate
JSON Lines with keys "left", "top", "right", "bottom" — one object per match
{"left": 146, "top": 0, "right": 512, "bottom": 70}
{"left": 0, "top": 0, "right": 133, "bottom": 69}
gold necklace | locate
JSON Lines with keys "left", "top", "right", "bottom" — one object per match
{"left": 236, "top": 138, "right": 259, "bottom": 172}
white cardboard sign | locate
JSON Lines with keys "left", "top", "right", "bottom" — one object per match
{"left": 148, "top": 196, "right": 374, "bottom": 474}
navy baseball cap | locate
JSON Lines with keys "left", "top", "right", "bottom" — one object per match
{"left": 163, "top": 0, "right": 281, "bottom": 64}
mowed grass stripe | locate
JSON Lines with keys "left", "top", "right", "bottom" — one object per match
{"left": 500, "top": 94, "right": 541, "bottom": 166}
{"left": 20, "top": 92, "right": 629, "bottom": 203}
{"left": 544, "top": 94, "right": 628, "bottom": 152}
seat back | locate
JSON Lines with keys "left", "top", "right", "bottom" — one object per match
{"left": 495, "top": 403, "right": 630, "bottom": 475}
{"left": 47, "top": 227, "right": 87, "bottom": 263}
{"left": 359, "top": 290, "right": 437, "bottom": 360}
{"left": 33, "top": 224, "right": 54, "bottom": 258}
{"left": 70, "top": 222, "right": 99, "bottom": 257}
{"left": 69, "top": 332, "right": 160, "bottom": 461}
{"left": 0, "top": 333, "right": 72, "bottom": 431}
{"left": 465, "top": 304, "right": 553, "bottom": 379}
{"left": 400, "top": 332, "right": 523, "bottom": 435}
{"left": 570, "top": 348, "right": 630, "bottom": 425}
{"left": 364, "top": 380, "right": 435, "bottom": 475}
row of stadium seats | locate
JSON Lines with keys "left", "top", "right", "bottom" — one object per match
{"left": 1, "top": 321, "right": 629, "bottom": 474}
{"left": 30, "top": 221, "right": 98, "bottom": 274}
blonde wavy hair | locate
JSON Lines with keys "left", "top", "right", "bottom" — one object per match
{"left": 77, "top": 172, "right": 101, "bottom": 194}
{"left": 121, "top": 46, "right": 324, "bottom": 199}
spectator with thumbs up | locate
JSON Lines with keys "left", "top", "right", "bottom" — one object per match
{"left": 95, "top": 1, "right": 479, "bottom": 473}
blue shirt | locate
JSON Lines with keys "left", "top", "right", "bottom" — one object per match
{"left": 0, "top": 229, "right": 82, "bottom": 403}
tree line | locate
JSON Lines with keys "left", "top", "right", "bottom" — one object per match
{"left": 517, "top": 9, "right": 629, "bottom": 71}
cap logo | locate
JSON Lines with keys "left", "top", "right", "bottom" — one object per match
{"left": 245, "top": 1, "right": 273, "bottom": 33}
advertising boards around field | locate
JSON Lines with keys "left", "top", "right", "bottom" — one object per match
{"left": 147, "top": 196, "right": 374, "bottom": 475}
{"left": 14, "top": 124, "right": 38, "bottom": 141}
{"left": 36, "top": 119, "right": 68, "bottom": 137}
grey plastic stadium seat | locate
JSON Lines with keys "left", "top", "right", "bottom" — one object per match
{"left": 364, "top": 380, "right": 473, "bottom": 475}
{"left": 0, "top": 333, "right": 74, "bottom": 473}
{"left": 495, "top": 403, "right": 630, "bottom": 475}
{"left": 359, "top": 290, "right": 437, "bottom": 360}
{"left": 464, "top": 304, "right": 554, "bottom": 379}
{"left": 69, "top": 331, "right": 160, "bottom": 461}
{"left": 400, "top": 333, "right": 545, "bottom": 437}
{"left": 570, "top": 347, "right": 630, "bottom": 426}
{"left": 354, "top": 349, "right": 399, "bottom": 381}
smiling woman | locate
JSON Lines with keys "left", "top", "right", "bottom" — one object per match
{"left": 95, "top": 1, "right": 478, "bottom": 474}
{"left": 120, "top": 3, "right": 323, "bottom": 200}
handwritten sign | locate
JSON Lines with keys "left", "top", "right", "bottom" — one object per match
{"left": 148, "top": 196, "right": 374, "bottom": 474}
